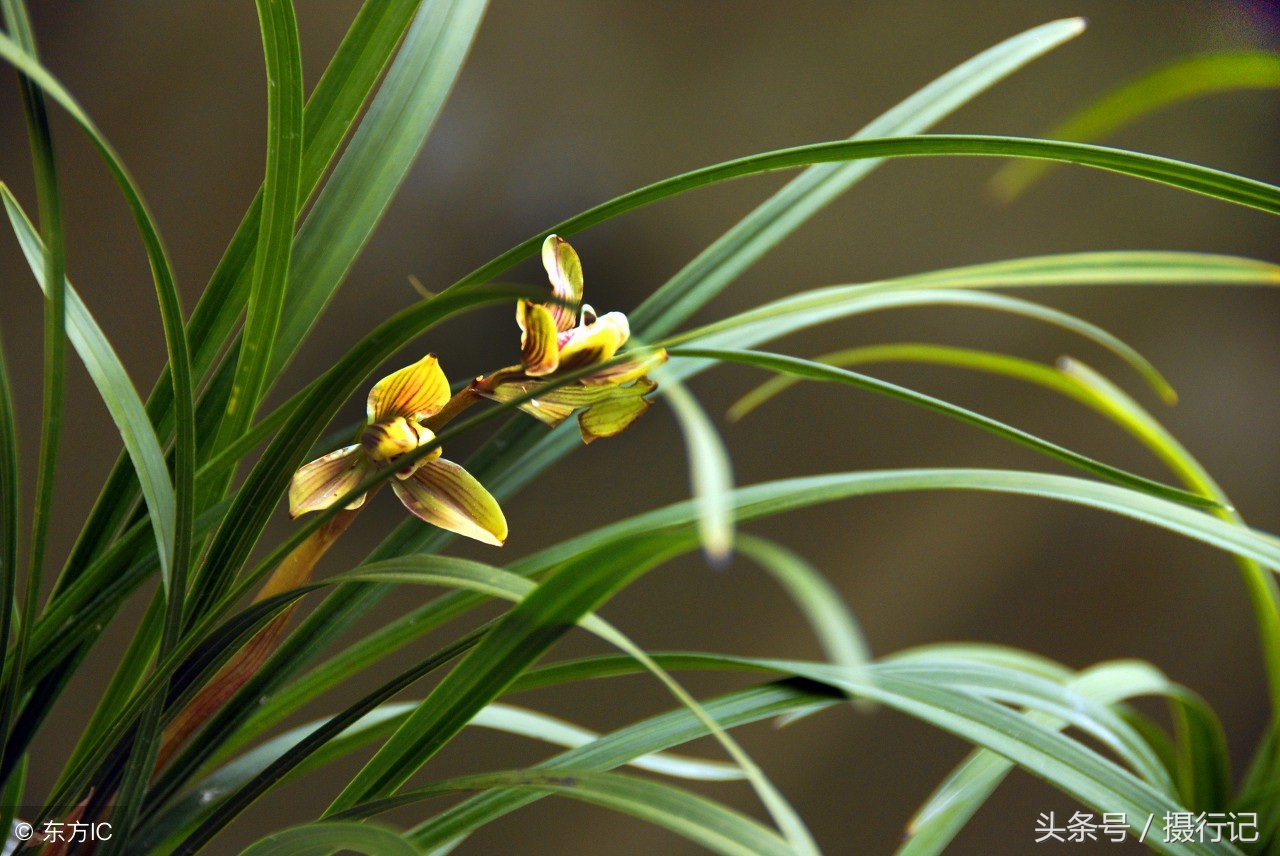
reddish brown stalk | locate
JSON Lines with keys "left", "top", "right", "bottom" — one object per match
{"left": 421, "top": 382, "right": 487, "bottom": 432}
{"left": 152, "top": 505, "right": 362, "bottom": 775}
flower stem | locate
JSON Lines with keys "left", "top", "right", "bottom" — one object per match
{"left": 153, "top": 504, "right": 364, "bottom": 774}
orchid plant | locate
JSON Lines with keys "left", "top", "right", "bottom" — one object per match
{"left": 1, "top": 3, "right": 1278, "bottom": 855}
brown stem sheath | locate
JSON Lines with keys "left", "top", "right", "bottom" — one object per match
{"left": 152, "top": 504, "right": 363, "bottom": 775}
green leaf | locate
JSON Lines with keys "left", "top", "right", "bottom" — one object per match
{"left": 992, "top": 51, "right": 1280, "bottom": 201}
{"left": 672, "top": 347, "right": 1213, "bottom": 509}
{"left": 142, "top": 702, "right": 739, "bottom": 851}
{"left": 519, "top": 468, "right": 1280, "bottom": 583}
{"left": 40, "top": 586, "right": 312, "bottom": 819}
{"left": 408, "top": 680, "right": 841, "bottom": 850}
{"left": 268, "top": 0, "right": 488, "bottom": 379}
{"left": 0, "top": 330, "right": 19, "bottom": 783}
{"left": 158, "top": 622, "right": 488, "bottom": 855}
{"left": 239, "top": 821, "right": 419, "bottom": 856}
{"left": 447, "top": 137, "right": 1280, "bottom": 307}
{"left": 326, "top": 536, "right": 691, "bottom": 810}
{"left": 1, "top": 186, "right": 177, "bottom": 614}
{"left": 212, "top": 0, "right": 305, "bottom": 454}
{"left": 612, "top": 17, "right": 1090, "bottom": 338}
{"left": 652, "top": 365, "right": 736, "bottom": 562}
{"left": 62, "top": 0, "right": 425, "bottom": 585}
{"left": 735, "top": 535, "right": 871, "bottom": 687}
{"left": 729, "top": 343, "right": 1099, "bottom": 422}
{"left": 469, "top": 704, "right": 742, "bottom": 781}
{"left": 0, "top": 6, "right": 67, "bottom": 791}
{"left": 407, "top": 649, "right": 1229, "bottom": 855}
{"left": 0, "top": 8, "right": 197, "bottom": 606}
{"left": 341, "top": 769, "right": 793, "bottom": 856}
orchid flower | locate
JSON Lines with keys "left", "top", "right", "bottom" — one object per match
{"left": 477, "top": 235, "right": 666, "bottom": 443}
{"left": 288, "top": 354, "right": 507, "bottom": 546}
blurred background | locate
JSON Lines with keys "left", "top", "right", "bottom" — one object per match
{"left": 1, "top": 1, "right": 1278, "bottom": 852}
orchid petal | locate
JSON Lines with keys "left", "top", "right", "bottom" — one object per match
{"left": 541, "top": 234, "right": 583, "bottom": 332}
{"left": 578, "top": 377, "right": 658, "bottom": 444}
{"left": 516, "top": 299, "right": 561, "bottom": 376}
{"left": 288, "top": 445, "right": 374, "bottom": 517}
{"left": 580, "top": 348, "right": 669, "bottom": 386}
{"left": 479, "top": 377, "right": 582, "bottom": 426}
{"left": 392, "top": 458, "right": 508, "bottom": 546}
{"left": 557, "top": 311, "right": 630, "bottom": 371}
{"left": 366, "top": 353, "right": 450, "bottom": 424}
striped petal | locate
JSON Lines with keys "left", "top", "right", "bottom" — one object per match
{"left": 289, "top": 445, "right": 374, "bottom": 518}
{"left": 478, "top": 377, "right": 580, "bottom": 426}
{"left": 516, "top": 299, "right": 561, "bottom": 376}
{"left": 541, "top": 234, "right": 583, "bottom": 332}
{"left": 392, "top": 458, "right": 508, "bottom": 546}
{"left": 557, "top": 311, "right": 630, "bottom": 372}
{"left": 578, "top": 377, "right": 658, "bottom": 444}
{"left": 367, "top": 353, "right": 450, "bottom": 424}
{"left": 580, "top": 348, "right": 668, "bottom": 385}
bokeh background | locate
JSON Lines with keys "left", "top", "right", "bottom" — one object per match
{"left": 2, "top": 1, "right": 1278, "bottom": 852}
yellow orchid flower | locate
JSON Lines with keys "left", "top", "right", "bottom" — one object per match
{"left": 288, "top": 354, "right": 507, "bottom": 546}
{"left": 477, "top": 235, "right": 667, "bottom": 443}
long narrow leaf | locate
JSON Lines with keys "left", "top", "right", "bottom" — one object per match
{"left": 62, "top": 0, "right": 426, "bottom": 585}
{"left": 0, "top": 12, "right": 197, "bottom": 603}
{"left": 671, "top": 346, "right": 1212, "bottom": 508}
{"left": 1, "top": 187, "right": 177, "bottom": 613}
{"left": 268, "top": 0, "right": 487, "bottom": 378}
{"left": 212, "top": 0, "right": 304, "bottom": 453}
{"left": 240, "top": 821, "right": 419, "bottom": 856}
{"left": 0, "top": 2, "right": 69, "bottom": 795}
{"left": 340, "top": 769, "right": 793, "bottom": 856}
{"left": 993, "top": 51, "right": 1280, "bottom": 200}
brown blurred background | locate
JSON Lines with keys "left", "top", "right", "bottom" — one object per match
{"left": 1, "top": 1, "right": 1278, "bottom": 853}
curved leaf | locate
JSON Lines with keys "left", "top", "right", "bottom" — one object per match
{"left": 993, "top": 51, "right": 1280, "bottom": 200}
{"left": 671, "top": 346, "right": 1212, "bottom": 508}
{"left": 240, "top": 822, "right": 418, "bottom": 856}
{"left": 340, "top": 769, "right": 792, "bottom": 856}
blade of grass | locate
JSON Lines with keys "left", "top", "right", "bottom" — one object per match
{"left": 992, "top": 51, "right": 1280, "bottom": 201}
{"left": 166, "top": 554, "right": 800, "bottom": 850}
{"left": 443, "top": 135, "right": 1280, "bottom": 310}
{"left": 148, "top": 698, "right": 740, "bottom": 847}
{"left": 608, "top": 17, "right": 1091, "bottom": 337}
{"left": 349, "top": 555, "right": 815, "bottom": 853}
{"left": 406, "top": 650, "right": 1222, "bottom": 855}
{"left": 156, "top": 621, "right": 490, "bottom": 855}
